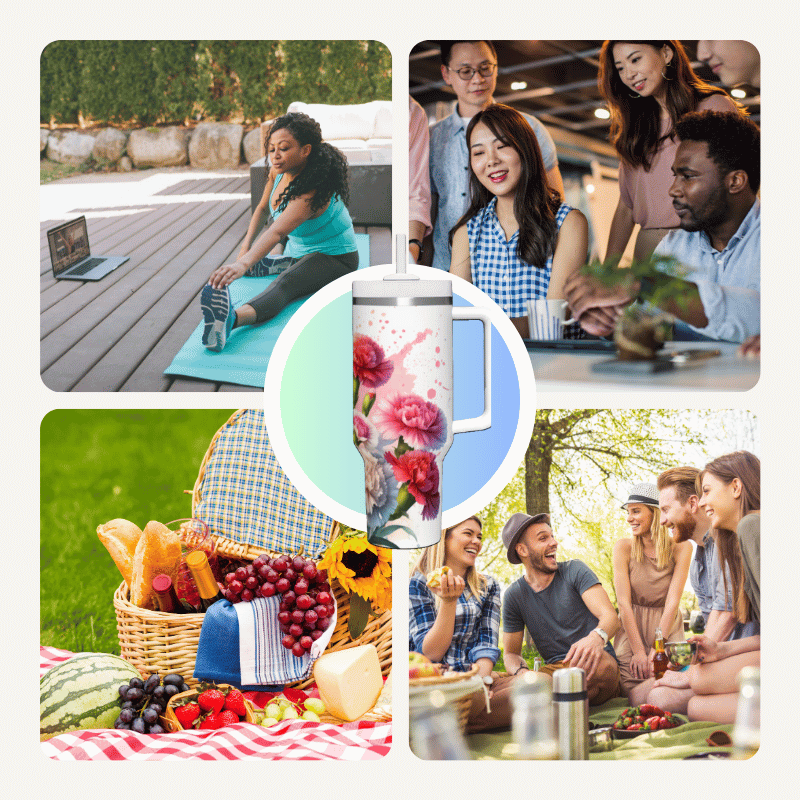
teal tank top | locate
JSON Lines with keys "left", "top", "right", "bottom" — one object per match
{"left": 270, "top": 174, "right": 357, "bottom": 258}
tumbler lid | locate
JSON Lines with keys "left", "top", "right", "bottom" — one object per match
{"left": 552, "top": 667, "right": 587, "bottom": 694}
{"left": 352, "top": 235, "right": 452, "bottom": 301}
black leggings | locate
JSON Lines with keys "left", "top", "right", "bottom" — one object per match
{"left": 245, "top": 250, "right": 359, "bottom": 324}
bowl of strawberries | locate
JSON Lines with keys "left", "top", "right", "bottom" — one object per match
{"left": 610, "top": 704, "right": 685, "bottom": 738}
{"left": 164, "top": 683, "right": 256, "bottom": 732}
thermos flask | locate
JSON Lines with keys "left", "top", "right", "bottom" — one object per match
{"left": 352, "top": 237, "right": 491, "bottom": 548}
{"left": 552, "top": 667, "right": 589, "bottom": 759}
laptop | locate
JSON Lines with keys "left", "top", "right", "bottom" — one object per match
{"left": 47, "top": 216, "right": 129, "bottom": 281}
{"left": 524, "top": 337, "right": 617, "bottom": 352}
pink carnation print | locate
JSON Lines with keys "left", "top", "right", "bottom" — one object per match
{"left": 385, "top": 450, "right": 441, "bottom": 521}
{"left": 353, "top": 334, "right": 394, "bottom": 388}
{"left": 372, "top": 393, "right": 447, "bottom": 450}
{"left": 353, "top": 411, "right": 378, "bottom": 448}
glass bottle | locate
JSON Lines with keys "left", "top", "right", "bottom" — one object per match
{"left": 732, "top": 666, "right": 760, "bottom": 759}
{"left": 653, "top": 628, "right": 669, "bottom": 680}
{"left": 151, "top": 574, "right": 184, "bottom": 614}
{"left": 185, "top": 550, "right": 223, "bottom": 612}
{"left": 511, "top": 671, "right": 558, "bottom": 759}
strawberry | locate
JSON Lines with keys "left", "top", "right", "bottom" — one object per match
{"left": 173, "top": 702, "right": 201, "bottom": 729}
{"left": 199, "top": 712, "right": 223, "bottom": 729}
{"left": 659, "top": 716, "right": 678, "bottom": 729}
{"left": 198, "top": 689, "right": 225, "bottom": 714}
{"left": 645, "top": 715, "right": 661, "bottom": 730}
{"left": 223, "top": 689, "right": 247, "bottom": 717}
{"left": 218, "top": 710, "right": 240, "bottom": 727}
{"left": 628, "top": 723, "right": 643, "bottom": 730}
{"left": 639, "top": 704, "right": 665, "bottom": 718}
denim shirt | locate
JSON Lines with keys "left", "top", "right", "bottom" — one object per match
{"left": 654, "top": 198, "right": 760, "bottom": 343}
{"left": 690, "top": 530, "right": 715, "bottom": 621}
{"left": 429, "top": 104, "right": 558, "bottom": 271}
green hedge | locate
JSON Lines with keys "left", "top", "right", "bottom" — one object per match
{"left": 40, "top": 40, "right": 392, "bottom": 126}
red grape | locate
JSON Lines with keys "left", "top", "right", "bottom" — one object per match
{"left": 316, "top": 617, "right": 330, "bottom": 631}
{"left": 300, "top": 635, "right": 313, "bottom": 651}
{"left": 296, "top": 594, "right": 313, "bottom": 610}
{"left": 316, "top": 591, "right": 332, "bottom": 606}
{"left": 289, "top": 623, "right": 303, "bottom": 638}
{"left": 291, "top": 609, "right": 305, "bottom": 624}
{"left": 235, "top": 567, "right": 247, "bottom": 582}
{"left": 281, "top": 634, "right": 296, "bottom": 649}
{"left": 302, "top": 563, "right": 318, "bottom": 581}
{"left": 291, "top": 642, "right": 305, "bottom": 658}
{"left": 284, "top": 568, "right": 297, "bottom": 583}
{"left": 253, "top": 555, "right": 268, "bottom": 569}
{"left": 279, "top": 623, "right": 291, "bottom": 634}
{"left": 283, "top": 590, "right": 297, "bottom": 606}
{"left": 278, "top": 610, "right": 291, "bottom": 625}
{"left": 272, "top": 559, "right": 288, "bottom": 573}
{"left": 230, "top": 580, "right": 244, "bottom": 594}
{"left": 304, "top": 609, "right": 318, "bottom": 626}
{"left": 275, "top": 578, "right": 291, "bottom": 594}
{"left": 293, "top": 578, "right": 309, "bottom": 595}
{"left": 265, "top": 569, "right": 279, "bottom": 584}
{"left": 314, "top": 604, "right": 328, "bottom": 619}
{"left": 261, "top": 582, "right": 276, "bottom": 597}
{"left": 292, "top": 556, "right": 306, "bottom": 571}
{"left": 245, "top": 576, "right": 259, "bottom": 590}
{"left": 315, "top": 570, "right": 328, "bottom": 585}
{"left": 242, "top": 589, "right": 254, "bottom": 602}
{"left": 225, "top": 572, "right": 236, "bottom": 585}
{"left": 310, "top": 629, "right": 324, "bottom": 641}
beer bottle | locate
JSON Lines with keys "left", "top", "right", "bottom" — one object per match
{"left": 185, "top": 550, "right": 223, "bottom": 611}
{"left": 652, "top": 628, "right": 669, "bottom": 680}
{"left": 732, "top": 666, "right": 760, "bottom": 759}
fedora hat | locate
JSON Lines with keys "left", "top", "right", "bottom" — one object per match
{"left": 501, "top": 512, "right": 550, "bottom": 565}
{"left": 621, "top": 482, "right": 660, "bottom": 509}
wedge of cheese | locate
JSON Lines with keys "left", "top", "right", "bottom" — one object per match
{"left": 313, "top": 644, "right": 383, "bottom": 722}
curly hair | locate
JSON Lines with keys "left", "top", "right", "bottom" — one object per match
{"left": 266, "top": 112, "right": 350, "bottom": 215}
{"left": 598, "top": 40, "right": 736, "bottom": 170}
{"left": 450, "top": 104, "right": 562, "bottom": 267}
{"left": 675, "top": 110, "right": 761, "bottom": 193}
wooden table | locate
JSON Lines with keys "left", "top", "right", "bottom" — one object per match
{"left": 40, "top": 168, "right": 390, "bottom": 392}
{"left": 527, "top": 341, "right": 759, "bottom": 392}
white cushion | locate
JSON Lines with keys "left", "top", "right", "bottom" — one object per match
{"left": 287, "top": 100, "right": 392, "bottom": 142}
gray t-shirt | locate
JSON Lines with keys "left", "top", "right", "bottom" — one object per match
{"left": 503, "top": 560, "right": 615, "bottom": 663}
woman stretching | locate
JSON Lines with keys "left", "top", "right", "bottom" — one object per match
{"left": 687, "top": 452, "right": 760, "bottom": 723}
{"left": 409, "top": 517, "right": 514, "bottom": 732}
{"left": 598, "top": 40, "right": 740, "bottom": 262}
{"left": 613, "top": 482, "right": 691, "bottom": 706}
{"left": 449, "top": 103, "right": 587, "bottom": 339}
{"left": 201, "top": 112, "right": 358, "bottom": 351}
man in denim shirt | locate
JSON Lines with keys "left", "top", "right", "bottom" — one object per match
{"left": 428, "top": 41, "right": 563, "bottom": 270}
{"left": 566, "top": 111, "right": 760, "bottom": 343}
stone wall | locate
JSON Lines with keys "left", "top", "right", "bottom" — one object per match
{"left": 42, "top": 123, "right": 264, "bottom": 171}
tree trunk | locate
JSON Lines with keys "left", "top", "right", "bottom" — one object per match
{"left": 525, "top": 421, "right": 552, "bottom": 515}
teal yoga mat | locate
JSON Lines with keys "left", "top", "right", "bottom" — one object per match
{"left": 164, "top": 234, "right": 370, "bottom": 387}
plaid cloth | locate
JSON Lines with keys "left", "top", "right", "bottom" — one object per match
{"left": 408, "top": 571, "right": 501, "bottom": 671}
{"left": 40, "top": 647, "right": 391, "bottom": 761}
{"left": 194, "top": 410, "right": 332, "bottom": 557}
{"left": 467, "top": 199, "right": 572, "bottom": 317}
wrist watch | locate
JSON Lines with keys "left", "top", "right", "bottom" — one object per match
{"left": 592, "top": 626, "right": 609, "bottom": 645}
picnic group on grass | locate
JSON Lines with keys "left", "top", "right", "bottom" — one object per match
{"left": 409, "top": 40, "right": 760, "bottom": 353}
{"left": 409, "top": 451, "right": 760, "bottom": 732}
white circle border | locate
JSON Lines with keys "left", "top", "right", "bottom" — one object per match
{"left": 264, "top": 263, "right": 537, "bottom": 531}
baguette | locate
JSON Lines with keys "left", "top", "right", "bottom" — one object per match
{"left": 130, "top": 521, "right": 182, "bottom": 609}
{"left": 96, "top": 518, "right": 142, "bottom": 586}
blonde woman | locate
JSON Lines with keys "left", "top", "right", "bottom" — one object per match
{"left": 613, "top": 483, "right": 692, "bottom": 705}
{"left": 409, "top": 516, "right": 512, "bottom": 732}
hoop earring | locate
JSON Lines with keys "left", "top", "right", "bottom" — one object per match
{"left": 661, "top": 61, "right": 673, "bottom": 80}
{"left": 629, "top": 91, "right": 641, "bottom": 99}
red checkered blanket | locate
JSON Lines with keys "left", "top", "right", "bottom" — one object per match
{"left": 40, "top": 647, "right": 391, "bottom": 761}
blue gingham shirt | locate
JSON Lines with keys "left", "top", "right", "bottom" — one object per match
{"left": 467, "top": 198, "right": 572, "bottom": 317}
{"left": 429, "top": 104, "right": 558, "bottom": 271}
{"left": 654, "top": 198, "right": 760, "bottom": 343}
{"left": 409, "top": 570, "right": 501, "bottom": 672}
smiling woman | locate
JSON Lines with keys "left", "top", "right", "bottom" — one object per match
{"left": 448, "top": 103, "right": 588, "bottom": 338}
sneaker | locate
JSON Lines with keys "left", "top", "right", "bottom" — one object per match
{"left": 247, "top": 255, "right": 295, "bottom": 277}
{"left": 200, "top": 284, "right": 234, "bottom": 352}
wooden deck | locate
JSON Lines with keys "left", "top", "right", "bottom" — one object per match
{"left": 40, "top": 168, "right": 391, "bottom": 392}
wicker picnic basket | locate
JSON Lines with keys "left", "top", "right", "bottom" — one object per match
{"left": 408, "top": 665, "right": 481, "bottom": 732}
{"left": 113, "top": 410, "right": 392, "bottom": 707}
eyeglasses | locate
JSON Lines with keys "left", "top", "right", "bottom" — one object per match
{"left": 448, "top": 63, "right": 497, "bottom": 81}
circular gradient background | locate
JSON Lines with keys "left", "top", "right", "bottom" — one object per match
{"left": 265, "top": 265, "right": 535, "bottom": 531}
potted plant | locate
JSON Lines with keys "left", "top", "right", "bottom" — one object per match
{"left": 578, "top": 254, "right": 689, "bottom": 361}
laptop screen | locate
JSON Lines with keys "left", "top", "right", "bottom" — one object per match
{"left": 48, "top": 217, "right": 90, "bottom": 275}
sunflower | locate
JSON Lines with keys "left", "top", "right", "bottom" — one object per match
{"left": 318, "top": 527, "right": 392, "bottom": 612}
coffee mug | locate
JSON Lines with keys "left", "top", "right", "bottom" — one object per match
{"left": 527, "top": 299, "right": 575, "bottom": 340}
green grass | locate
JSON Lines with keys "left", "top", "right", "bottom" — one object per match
{"left": 40, "top": 409, "right": 235, "bottom": 655}
{"left": 40, "top": 158, "right": 92, "bottom": 184}
{"left": 494, "top": 642, "right": 541, "bottom": 673}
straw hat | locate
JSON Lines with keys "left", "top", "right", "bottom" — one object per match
{"left": 621, "top": 482, "right": 660, "bottom": 509}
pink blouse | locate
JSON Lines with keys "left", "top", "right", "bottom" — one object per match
{"left": 618, "top": 94, "right": 739, "bottom": 229}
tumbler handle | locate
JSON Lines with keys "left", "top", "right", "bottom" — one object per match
{"left": 452, "top": 306, "right": 492, "bottom": 434}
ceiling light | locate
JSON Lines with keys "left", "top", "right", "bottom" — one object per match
{"left": 731, "top": 88, "right": 747, "bottom": 99}
{"left": 510, "top": 81, "right": 527, "bottom": 91}
{"left": 594, "top": 107, "right": 610, "bottom": 119}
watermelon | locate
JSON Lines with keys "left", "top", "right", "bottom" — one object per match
{"left": 40, "top": 652, "right": 142, "bottom": 740}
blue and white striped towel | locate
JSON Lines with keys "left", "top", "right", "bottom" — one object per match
{"left": 236, "top": 595, "right": 337, "bottom": 687}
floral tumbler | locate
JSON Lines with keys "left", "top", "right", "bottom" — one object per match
{"left": 352, "top": 238, "right": 491, "bottom": 549}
